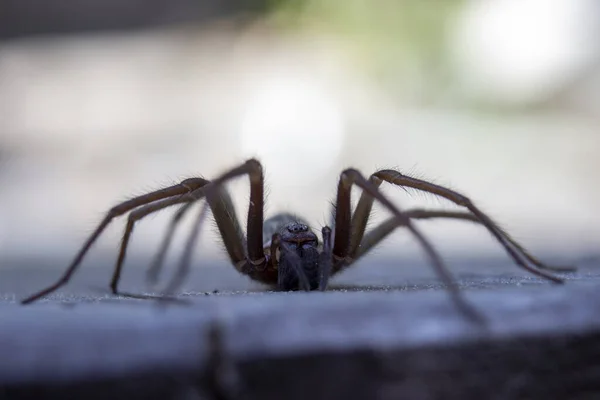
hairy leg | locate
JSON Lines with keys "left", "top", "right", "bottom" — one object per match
{"left": 348, "top": 170, "right": 571, "bottom": 283}
{"left": 348, "top": 210, "right": 474, "bottom": 262}
{"left": 146, "top": 200, "right": 197, "bottom": 287}
{"left": 112, "top": 189, "right": 210, "bottom": 293}
{"left": 358, "top": 209, "right": 573, "bottom": 274}
{"left": 330, "top": 169, "right": 483, "bottom": 323}
{"left": 318, "top": 226, "right": 333, "bottom": 290}
{"left": 21, "top": 178, "right": 208, "bottom": 304}
{"left": 349, "top": 209, "right": 575, "bottom": 274}
{"left": 161, "top": 159, "right": 275, "bottom": 295}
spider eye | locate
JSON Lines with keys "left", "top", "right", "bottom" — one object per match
{"left": 287, "top": 223, "right": 308, "bottom": 233}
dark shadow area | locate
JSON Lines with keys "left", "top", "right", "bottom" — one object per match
{"left": 0, "top": 0, "right": 270, "bottom": 40}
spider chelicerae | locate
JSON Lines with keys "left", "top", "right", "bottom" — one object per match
{"left": 21, "top": 159, "right": 574, "bottom": 321}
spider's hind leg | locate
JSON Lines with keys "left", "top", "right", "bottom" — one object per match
{"left": 375, "top": 170, "right": 572, "bottom": 280}
{"left": 113, "top": 192, "right": 204, "bottom": 295}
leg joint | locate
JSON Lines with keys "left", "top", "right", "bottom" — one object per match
{"left": 180, "top": 178, "right": 207, "bottom": 191}
{"left": 245, "top": 159, "right": 263, "bottom": 183}
{"left": 340, "top": 169, "right": 359, "bottom": 187}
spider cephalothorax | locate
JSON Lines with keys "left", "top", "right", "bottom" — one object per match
{"left": 22, "top": 159, "right": 574, "bottom": 322}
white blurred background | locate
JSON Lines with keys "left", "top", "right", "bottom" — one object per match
{"left": 0, "top": 0, "right": 599, "bottom": 270}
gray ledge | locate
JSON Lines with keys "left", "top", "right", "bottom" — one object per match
{"left": 1, "top": 273, "right": 600, "bottom": 399}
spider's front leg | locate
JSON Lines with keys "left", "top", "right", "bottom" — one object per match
{"left": 348, "top": 170, "right": 572, "bottom": 282}
{"left": 159, "top": 159, "right": 283, "bottom": 294}
{"left": 324, "top": 169, "right": 483, "bottom": 323}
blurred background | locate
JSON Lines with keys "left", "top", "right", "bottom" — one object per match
{"left": 0, "top": 0, "right": 599, "bottom": 282}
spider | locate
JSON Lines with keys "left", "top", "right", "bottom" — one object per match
{"left": 21, "top": 159, "right": 573, "bottom": 321}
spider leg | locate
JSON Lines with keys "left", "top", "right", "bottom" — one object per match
{"left": 348, "top": 210, "right": 473, "bottom": 262}
{"left": 162, "top": 159, "right": 273, "bottom": 295}
{"left": 114, "top": 191, "right": 207, "bottom": 293}
{"left": 331, "top": 169, "right": 483, "bottom": 323}
{"left": 354, "top": 209, "right": 573, "bottom": 273}
{"left": 148, "top": 182, "right": 249, "bottom": 291}
{"left": 350, "top": 170, "right": 570, "bottom": 282}
{"left": 21, "top": 178, "right": 208, "bottom": 304}
{"left": 349, "top": 209, "right": 575, "bottom": 274}
{"left": 319, "top": 226, "right": 333, "bottom": 290}
{"left": 146, "top": 200, "right": 196, "bottom": 287}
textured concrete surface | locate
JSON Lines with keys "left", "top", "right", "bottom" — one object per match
{"left": 0, "top": 255, "right": 599, "bottom": 399}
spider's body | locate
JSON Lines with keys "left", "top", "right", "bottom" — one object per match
{"left": 225, "top": 212, "right": 322, "bottom": 290}
{"left": 22, "top": 159, "right": 573, "bottom": 322}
